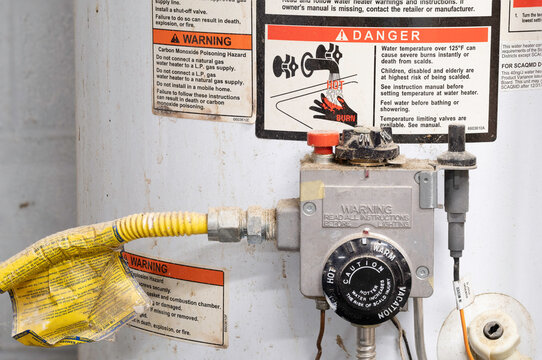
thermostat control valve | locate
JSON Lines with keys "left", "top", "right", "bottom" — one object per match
{"left": 322, "top": 236, "right": 411, "bottom": 326}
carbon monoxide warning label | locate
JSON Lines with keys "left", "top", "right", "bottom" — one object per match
{"left": 152, "top": 0, "right": 254, "bottom": 123}
{"left": 123, "top": 252, "right": 228, "bottom": 348}
{"left": 256, "top": 1, "right": 500, "bottom": 143}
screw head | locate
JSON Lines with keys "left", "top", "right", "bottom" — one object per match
{"left": 303, "top": 202, "right": 317, "bottom": 216}
{"left": 416, "top": 266, "right": 430, "bottom": 279}
{"left": 483, "top": 321, "right": 504, "bottom": 340}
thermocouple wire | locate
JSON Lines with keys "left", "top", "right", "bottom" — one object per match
{"left": 315, "top": 310, "right": 325, "bottom": 360}
{"left": 454, "top": 258, "right": 475, "bottom": 360}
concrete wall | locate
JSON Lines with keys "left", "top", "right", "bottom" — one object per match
{"left": 0, "top": 1, "right": 76, "bottom": 359}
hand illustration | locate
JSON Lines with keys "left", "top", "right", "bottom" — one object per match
{"left": 310, "top": 94, "right": 357, "bottom": 126}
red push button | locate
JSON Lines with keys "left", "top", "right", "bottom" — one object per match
{"left": 307, "top": 131, "right": 340, "bottom": 155}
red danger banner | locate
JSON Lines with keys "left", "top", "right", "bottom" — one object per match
{"left": 123, "top": 252, "right": 224, "bottom": 286}
{"left": 514, "top": 0, "right": 542, "bottom": 7}
{"left": 267, "top": 26, "right": 489, "bottom": 44}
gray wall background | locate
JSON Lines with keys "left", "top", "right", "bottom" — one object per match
{"left": 0, "top": 1, "right": 76, "bottom": 359}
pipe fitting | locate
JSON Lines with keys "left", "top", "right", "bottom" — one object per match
{"left": 247, "top": 206, "right": 276, "bottom": 245}
{"left": 208, "top": 206, "right": 276, "bottom": 243}
{"left": 356, "top": 326, "right": 377, "bottom": 360}
{"left": 315, "top": 298, "right": 330, "bottom": 311}
{"left": 207, "top": 207, "right": 244, "bottom": 243}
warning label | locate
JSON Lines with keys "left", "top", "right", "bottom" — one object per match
{"left": 266, "top": 0, "right": 493, "bottom": 18}
{"left": 152, "top": 0, "right": 254, "bottom": 122}
{"left": 257, "top": 1, "right": 499, "bottom": 142}
{"left": 123, "top": 252, "right": 228, "bottom": 348}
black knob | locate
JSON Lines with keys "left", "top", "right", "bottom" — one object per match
{"left": 448, "top": 124, "right": 466, "bottom": 152}
{"left": 335, "top": 126, "right": 399, "bottom": 164}
{"left": 437, "top": 125, "right": 476, "bottom": 167}
{"left": 322, "top": 237, "right": 411, "bottom": 325}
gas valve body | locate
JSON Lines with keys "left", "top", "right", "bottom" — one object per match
{"left": 299, "top": 128, "right": 437, "bottom": 326}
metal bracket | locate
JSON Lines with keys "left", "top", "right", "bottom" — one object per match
{"left": 416, "top": 171, "right": 438, "bottom": 209}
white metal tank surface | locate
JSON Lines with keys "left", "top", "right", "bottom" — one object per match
{"left": 75, "top": 1, "right": 542, "bottom": 359}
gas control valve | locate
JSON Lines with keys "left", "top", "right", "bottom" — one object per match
{"left": 296, "top": 126, "right": 435, "bottom": 309}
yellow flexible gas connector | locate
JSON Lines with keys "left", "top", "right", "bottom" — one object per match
{"left": 0, "top": 207, "right": 276, "bottom": 347}
{"left": 116, "top": 211, "right": 207, "bottom": 241}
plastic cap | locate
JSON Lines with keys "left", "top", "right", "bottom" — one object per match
{"left": 307, "top": 131, "right": 340, "bottom": 155}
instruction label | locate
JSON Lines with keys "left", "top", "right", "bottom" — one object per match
{"left": 501, "top": 41, "right": 542, "bottom": 90}
{"left": 508, "top": 0, "right": 542, "bottom": 32}
{"left": 124, "top": 252, "right": 228, "bottom": 348}
{"left": 500, "top": 0, "right": 542, "bottom": 90}
{"left": 152, "top": 0, "right": 254, "bottom": 122}
{"left": 256, "top": 1, "right": 500, "bottom": 142}
{"left": 453, "top": 277, "right": 474, "bottom": 310}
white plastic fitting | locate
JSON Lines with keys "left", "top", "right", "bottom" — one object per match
{"left": 468, "top": 310, "right": 530, "bottom": 360}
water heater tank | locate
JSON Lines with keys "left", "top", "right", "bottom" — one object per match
{"left": 75, "top": 1, "right": 542, "bottom": 359}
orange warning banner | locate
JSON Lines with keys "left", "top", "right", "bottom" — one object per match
{"left": 122, "top": 252, "right": 224, "bottom": 286}
{"left": 514, "top": 0, "right": 542, "bottom": 7}
{"left": 267, "top": 25, "right": 489, "bottom": 44}
{"left": 153, "top": 29, "right": 252, "bottom": 50}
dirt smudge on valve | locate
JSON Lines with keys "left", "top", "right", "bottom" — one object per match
{"left": 336, "top": 335, "right": 351, "bottom": 358}
{"left": 244, "top": 244, "right": 256, "bottom": 255}
{"left": 282, "top": 259, "right": 287, "bottom": 279}
{"left": 19, "top": 201, "right": 35, "bottom": 209}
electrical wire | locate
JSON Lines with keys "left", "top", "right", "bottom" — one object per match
{"left": 315, "top": 310, "right": 325, "bottom": 360}
{"left": 391, "top": 317, "right": 413, "bottom": 360}
{"left": 454, "top": 257, "right": 475, "bottom": 360}
{"left": 460, "top": 309, "right": 475, "bottom": 360}
{"left": 391, "top": 317, "right": 405, "bottom": 360}
{"left": 402, "top": 329, "right": 413, "bottom": 360}
{"left": 454, "top": 257, "right": 460, "bottom": 282}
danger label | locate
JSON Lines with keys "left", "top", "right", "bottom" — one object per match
{"left": 123, "top": 252, "right": 228, "bottom": 348}
{"left": 262, "top": 25, "right": 493, "bottom": 139}
{"left": 257, "top": 1, "right": 499, "bottom": 142}
{"left": 152, "top": 0, "right": 254, "bottom": 122}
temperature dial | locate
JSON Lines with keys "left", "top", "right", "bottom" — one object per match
{"left": 322, "top": 237, "right": 411, "bottom": 325}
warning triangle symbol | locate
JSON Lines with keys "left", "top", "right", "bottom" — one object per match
{"left": 171, "top": 34, "right": 180, "bottom": 43}
{"left": 336, "top": 29, "right": 348, "bottom": 41}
